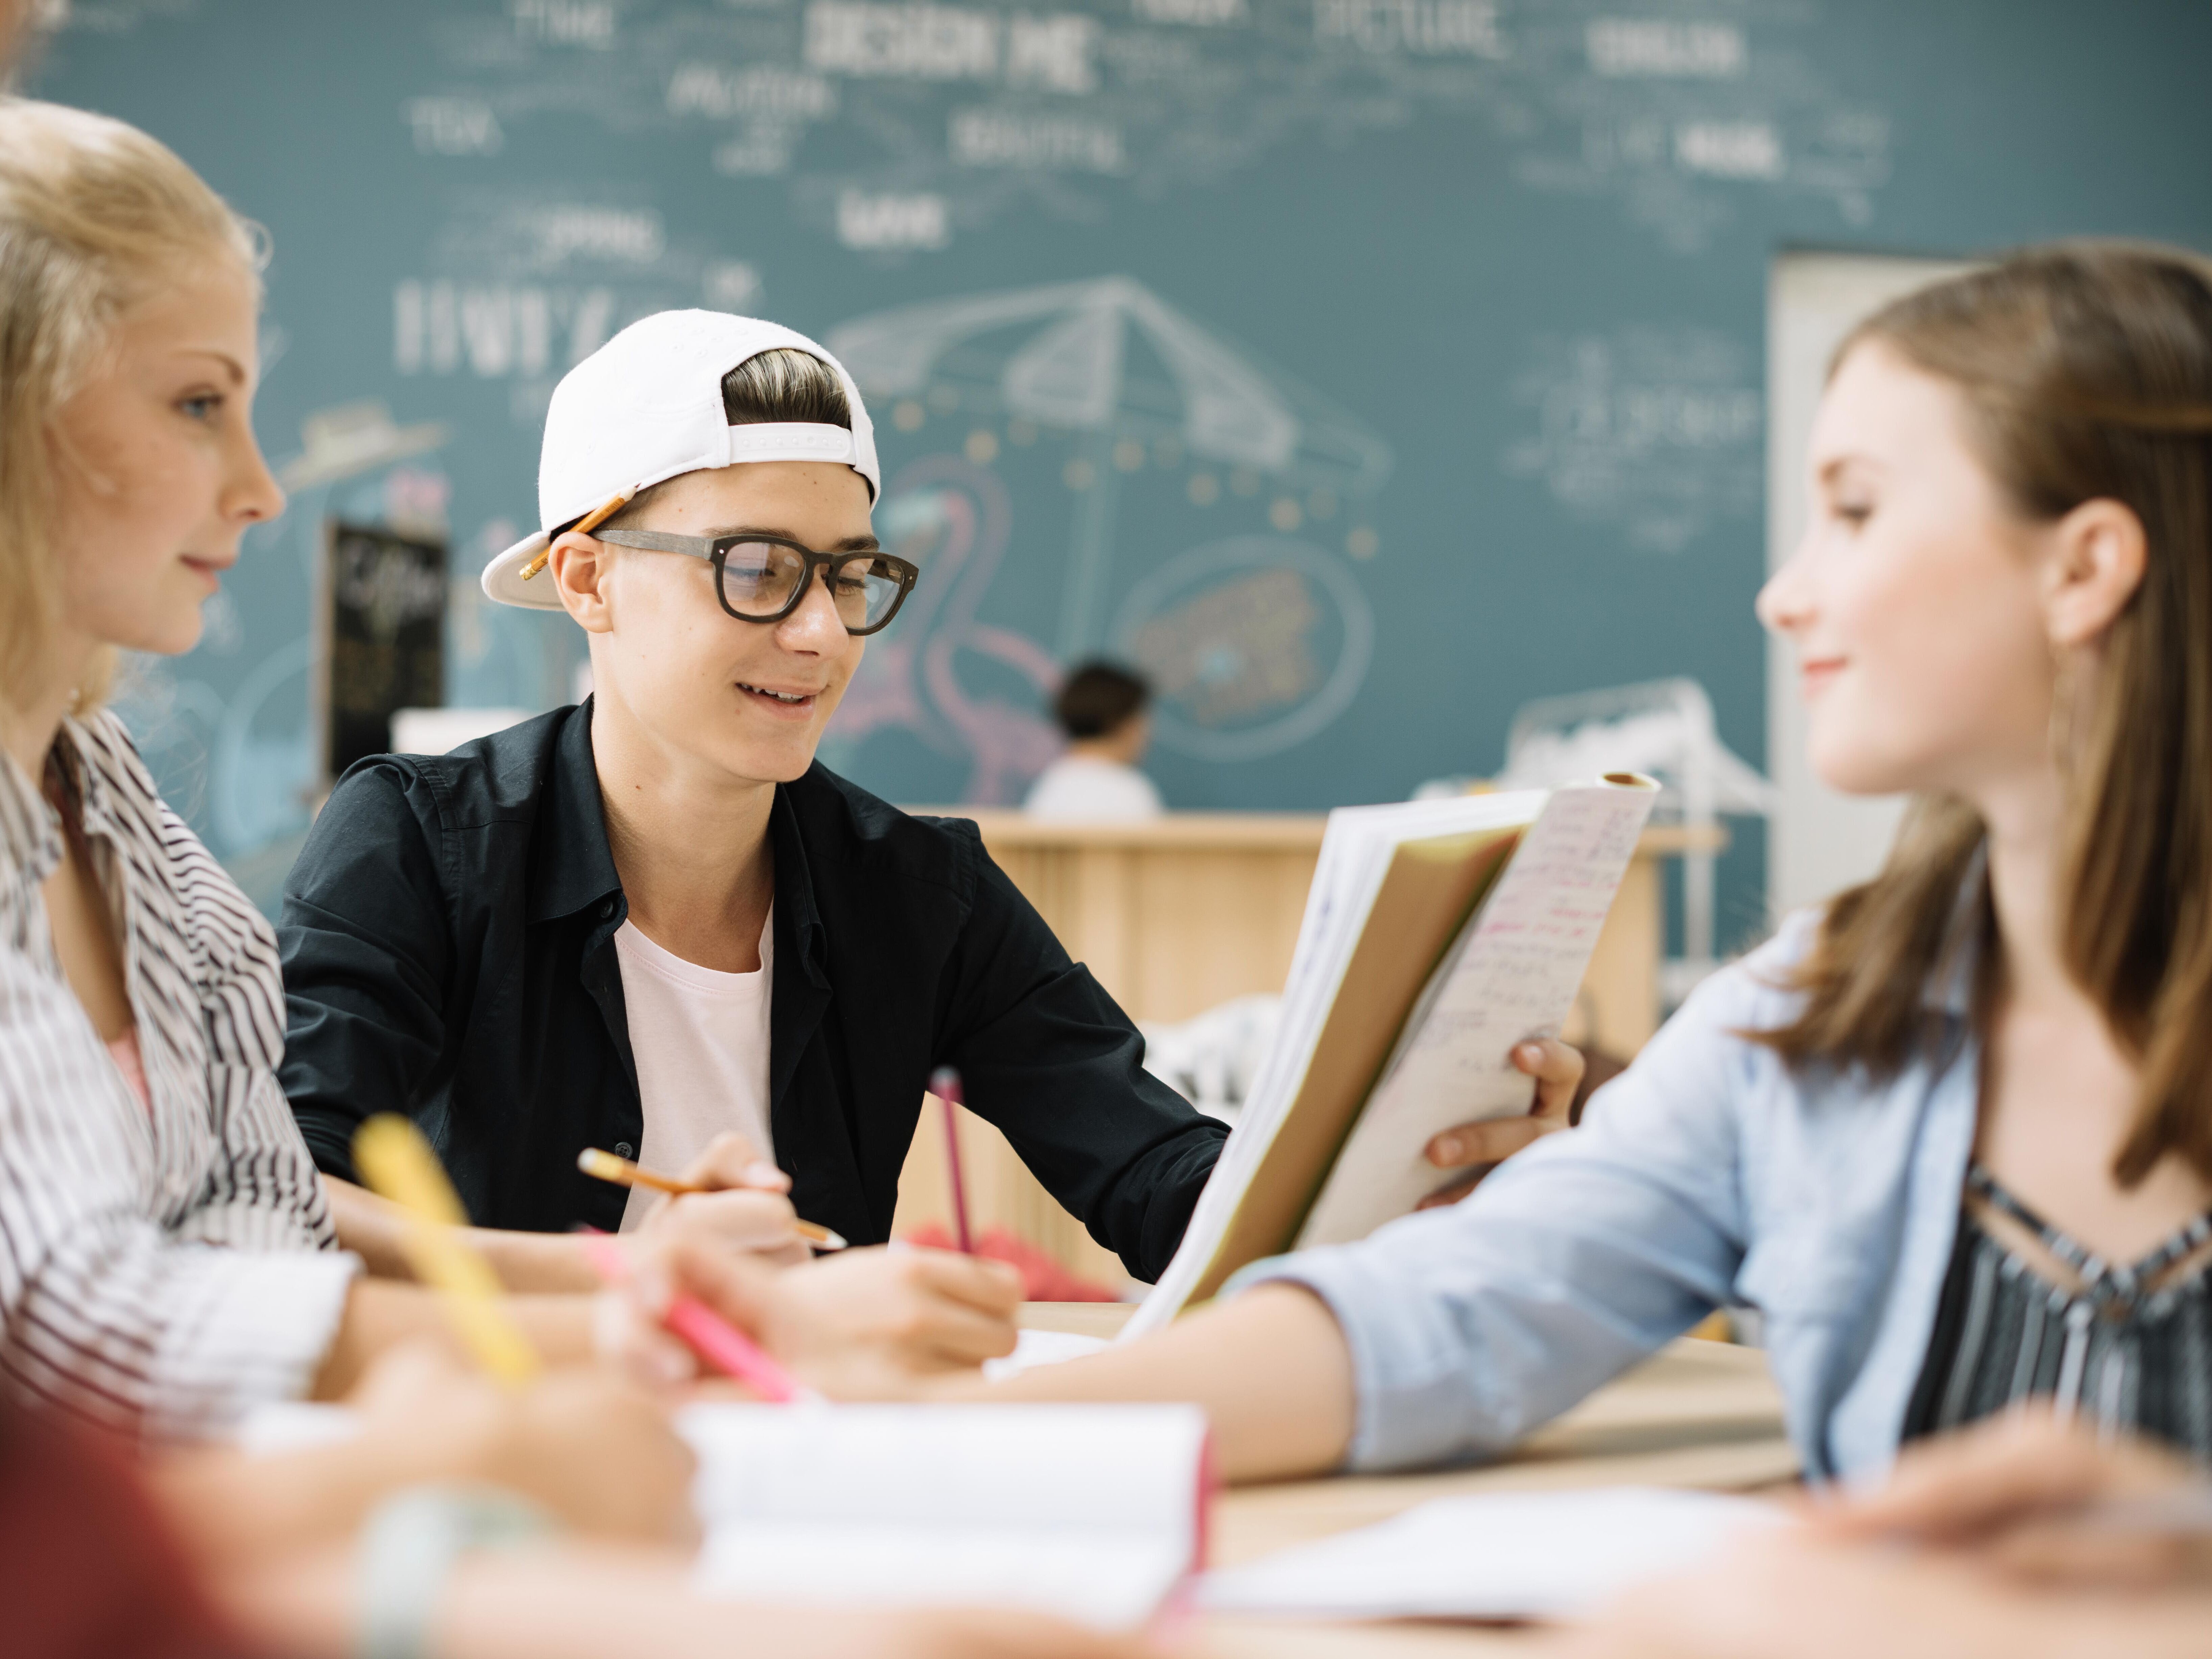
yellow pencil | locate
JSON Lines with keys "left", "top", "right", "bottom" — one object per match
{"left": 575, "top": 1146, "right": 848, "bottom": 1251}
{"left": 353, "top": 1114, "right": 541, "bottom": 1387}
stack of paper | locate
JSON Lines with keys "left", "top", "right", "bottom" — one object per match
{"left": 1199, "top": 1487, "right": 1784, "bottom": 1621}
{"left": 1126, "top": 776, "right": 1657, "bottom": 1336}
{"left": 682, "top": 1402, "right": 1211, "bottom": 1630}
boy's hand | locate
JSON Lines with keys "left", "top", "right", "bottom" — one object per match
{"left": 634, "top": 1132, "right": 812, "bottom": 1266}
{"left": 1416, "top": 1037, "right": 1587, "bottom": 1209}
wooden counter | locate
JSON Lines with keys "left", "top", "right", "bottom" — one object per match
{"left": 944, "top": 810, "right": 1721, "bottom": 1057}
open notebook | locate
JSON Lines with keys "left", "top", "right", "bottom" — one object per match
{"left": 1125, "top": 775, "right": 1658, "bottom": 1337}
{"left": 682, "top": 1402, "right": 1212, "bottom": 1630}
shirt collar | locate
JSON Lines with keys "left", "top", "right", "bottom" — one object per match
{"left": 0, "top": 730, "right": 67, "bottom": 890}
{"left": 767, "top": 772, "right": 828, "bottom": 983}
{"left": 526, "top": 703, "right": 829, "bottom": 977}
{"left": 527, "top": 701, "right": 625, "bottom": 924}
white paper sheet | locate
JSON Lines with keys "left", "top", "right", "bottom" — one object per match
{"left": 682, "top": 1401, "right": 1209, "bottom": 1630}
{"left": 1199, "top": 1487, "right": 1784, "bottom": 1622}
{"left": 984, "top": 1327, "right": 1110, "bottom": 1379}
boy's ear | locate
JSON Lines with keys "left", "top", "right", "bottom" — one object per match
{"left": 547, "top": 532, "right": 617, "bottom": 634}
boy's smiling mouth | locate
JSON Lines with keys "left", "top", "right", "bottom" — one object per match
{"left": 737, "top": 679, "right": 818, "bottom": 709}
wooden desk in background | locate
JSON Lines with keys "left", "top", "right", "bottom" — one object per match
{"left": 1019, "top": 1304, "right": 1798, "bottom": 1657}
{"left": 898, "top": 813, "right": 1724, "bottom": 1287}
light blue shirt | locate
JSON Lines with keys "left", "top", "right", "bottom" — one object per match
{"left": 1232, "top": 909, "right": 1980, "bottom": 1485}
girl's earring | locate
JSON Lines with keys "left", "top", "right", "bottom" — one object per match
{"left": 2047, "top": 646, "right": 2086, "bottom": 774}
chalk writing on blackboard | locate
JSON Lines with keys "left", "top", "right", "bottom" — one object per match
{"left": 408, "top": 0, "right": 1889, "bottom": 253}
{"left": 1503, "top": 326, "right": 1762, "bottom": 554}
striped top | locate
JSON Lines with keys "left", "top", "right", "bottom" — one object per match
{"left": 0, "top": 711, "right": 356, "bottom": 1442}
{"left": 1905, "top": 1164, "right": 2212, "bottom": 1457}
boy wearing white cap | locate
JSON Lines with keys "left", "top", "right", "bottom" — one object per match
{"left": 277, "top": 311, "right": 1577, "bottom": 1304}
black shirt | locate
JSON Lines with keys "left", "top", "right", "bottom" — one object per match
{"left": 277, "top": 702, "right": 1226, "bottom": 1280}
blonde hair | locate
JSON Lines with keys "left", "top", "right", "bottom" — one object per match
{"left": 1755, "top": 243, "right": 2212, "bottom": 1186}
{"left": 0, "top": 97, "right": 264, "bottom": 719}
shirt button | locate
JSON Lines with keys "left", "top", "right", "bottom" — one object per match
{"left": 614, "top": 1142, "right": 634, "bottom": 1159}
{"left": 601, "top": 899, "right": 617, "bottom": 920}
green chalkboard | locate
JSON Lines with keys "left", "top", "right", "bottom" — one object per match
{"left": 29, "top": 0, "right": 2212, "bottom": 944}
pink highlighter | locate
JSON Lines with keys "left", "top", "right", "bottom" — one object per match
{"left": 576, "top": 1229, "right": 816, "bottom": 1404}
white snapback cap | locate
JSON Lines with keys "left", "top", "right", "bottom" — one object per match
{"left": 482, "top": 309, "right": 881, "bottom": 611}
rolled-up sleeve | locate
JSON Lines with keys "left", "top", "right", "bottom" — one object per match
{"left": 1227, "top": 963, "right": 1764, "bottom": 1472}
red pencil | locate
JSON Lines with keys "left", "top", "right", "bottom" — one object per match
{"left": 929, "top": 1065, "right": 974, "bottom": 1255}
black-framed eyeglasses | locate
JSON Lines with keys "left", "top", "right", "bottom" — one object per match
{"left": 596, "top": 529, "right": 920, "bottom": 636}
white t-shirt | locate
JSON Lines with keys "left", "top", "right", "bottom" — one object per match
{"left": 1022, "top": 755, "right": 1165, "bottom": 821}
{"left": 613, "top": 910, "right": 775, "bottom": 1233}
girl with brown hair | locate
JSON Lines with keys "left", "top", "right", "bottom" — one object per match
{"left": 964, "top": 242, "right": 2212, "bottom": 1486}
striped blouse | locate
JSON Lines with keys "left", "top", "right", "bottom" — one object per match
{"left": 1906, "top": 1165, "right": 2212, "bottom": 1457}
{"left": 0, "top": 711, "right": 356, "bottom": 1442}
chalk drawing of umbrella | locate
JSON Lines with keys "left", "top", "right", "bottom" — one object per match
{"left": 826, "top": 276, "right": 1393, "bottom": 661}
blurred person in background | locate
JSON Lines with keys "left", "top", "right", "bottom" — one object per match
{"left": 1024, "top": 660, "right": 1165, "bottom": 822}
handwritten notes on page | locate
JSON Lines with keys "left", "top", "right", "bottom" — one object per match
{"left": 1296, "top": 775, "right": 1657, "bottom": 1247}
{"left": 1123, "top": 790, "right": 1552, "bottom": 1337}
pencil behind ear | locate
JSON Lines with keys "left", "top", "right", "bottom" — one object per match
{"left": 546, "top": 528, "right": 623, "bottom": 635}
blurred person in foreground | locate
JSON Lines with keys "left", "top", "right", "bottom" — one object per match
{"left": 1553, "top": 1409, "right": 2211, "bottom": 1659}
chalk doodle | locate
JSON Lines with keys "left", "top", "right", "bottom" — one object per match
{"left": 828, "top": 275, "right": 1392, "bottom": 659}
{"left": 1112, "top": 536, "right": 1375, "bottom": 762}
{"left": 823, "top": 456, "right": 1065, "bottom": 803}
{"left": 815, "top": 278, "right": 1390, "bottom": 793}
{"left": 1503, "top": 325, "right": 1762, "bottom": 553}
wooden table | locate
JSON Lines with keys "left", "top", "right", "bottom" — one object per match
{"left": 1018, "top": 1304, "right": 1798, "bottom": 1655}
